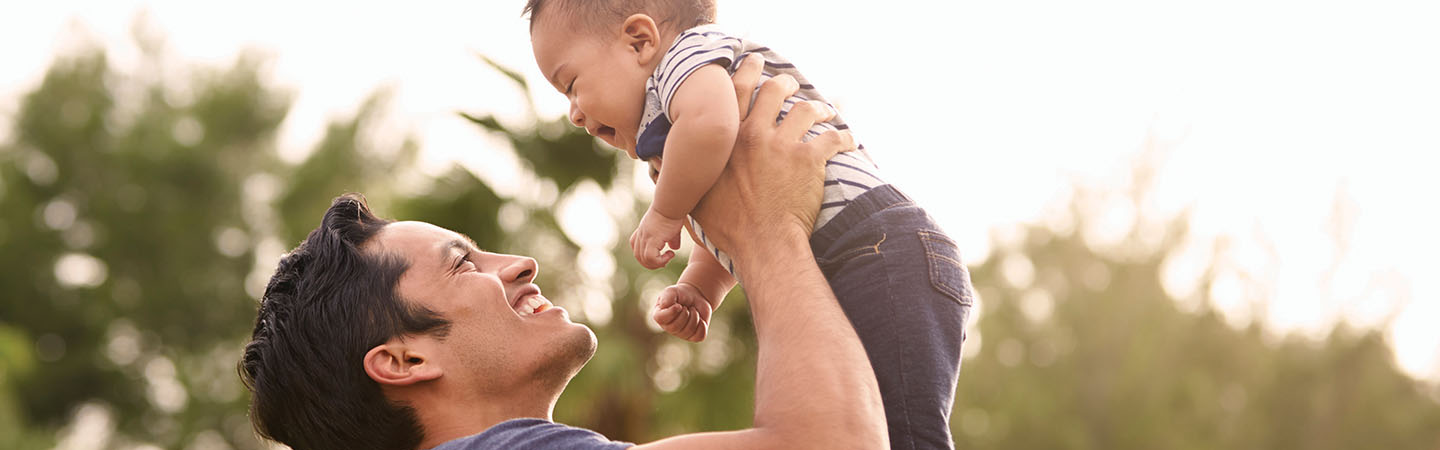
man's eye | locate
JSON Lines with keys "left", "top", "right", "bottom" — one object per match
{"left": 455, "top": 254, "right": 474, "bottom": 271}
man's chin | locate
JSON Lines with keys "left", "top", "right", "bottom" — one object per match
{"left": 565, "top": 323, "right": 599, "bottom": 365}
{"left": 532, "top": 324, "right": 599, "bottom": 387}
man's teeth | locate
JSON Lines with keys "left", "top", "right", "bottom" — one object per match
{"left": 518, "top": 296, "right": 552, "bottom": 315}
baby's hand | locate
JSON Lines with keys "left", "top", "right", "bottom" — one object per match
{"left": 630, "top": 207, "right": 683, "bottom": 269}
{"left": 652, "top": 283, "right": 714, "bottom": 342}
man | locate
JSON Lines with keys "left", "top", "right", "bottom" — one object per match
{"left": 239, "top": 59, "right": 887, "bottom": 450}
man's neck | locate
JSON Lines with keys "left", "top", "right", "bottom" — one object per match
{"left": 411, "top": 386, "right": 560, "bottom": 449}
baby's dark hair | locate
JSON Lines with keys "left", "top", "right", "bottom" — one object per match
{"left": 523, "top": 0, "right": 717, "bottom": 36}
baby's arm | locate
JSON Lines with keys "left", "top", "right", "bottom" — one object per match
{"left": 629, "top": 63, "right": 740, "bottom": 269}
{"left": 654, "top": 246, "right": 737, "bottom": 342}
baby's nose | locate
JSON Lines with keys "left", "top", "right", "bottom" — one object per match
{"left": 568, "top": 103, "right": 585, "bottom": 128}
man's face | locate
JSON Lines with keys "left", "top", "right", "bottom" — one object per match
{"left": 531, "top": 14, "right": 651, "bottom": 158}
{"left": 367, "top": 221, "right": 596, "bottom": 393}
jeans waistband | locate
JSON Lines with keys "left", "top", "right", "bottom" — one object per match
{"left": 810, "top": 184, "right": 912, "bottom": 251}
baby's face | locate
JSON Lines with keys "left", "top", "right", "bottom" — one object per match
{"left": 531, "top": 17, "right": 651, "bottom": 158}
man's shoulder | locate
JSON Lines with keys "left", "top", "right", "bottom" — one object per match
{"left": 429, "top": 418, "right": 633, "bottom": 450}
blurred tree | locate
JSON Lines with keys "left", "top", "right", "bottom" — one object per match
{"left": 273, "top": 90, "right": 417, "bottom": 245}
{"left": 950, "top": 182, "right": 1440, "bottom": 449}
{"left": 0, "top": 39, "right": 286, "bottom": 448}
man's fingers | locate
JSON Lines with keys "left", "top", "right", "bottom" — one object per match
{"left": 745, "top": 74, "right": 798, "bottom": 130}
{"left": 732, "top": 54, "right": 765, "bottom": 120}
{"left": 777, "top": 101, "right": 834, "bottom": 141}
{"left": 809, "top": 130, "right": 856, "bottom": 162}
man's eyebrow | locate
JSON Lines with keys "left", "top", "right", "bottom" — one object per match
{"left": 437, "top": 235, "right": 483, "bottom": 266}
{"left": 440, "top": 234, "right": 485, "bottom": 264}
{"left": 441, "top": 240, "right": 467, "bottom": 266}
{"left": 460, "top": 233, "right": 482, "bottom": 252}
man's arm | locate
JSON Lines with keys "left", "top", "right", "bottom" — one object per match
{"left": 634, "top": 57, "right": 887, "bottom": 450}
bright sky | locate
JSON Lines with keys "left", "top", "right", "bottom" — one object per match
{"left": 3, "top": 0, "right": 1437, "bottom": 382}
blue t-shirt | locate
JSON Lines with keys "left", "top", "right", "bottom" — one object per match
{"left": 428, "top": 418, "right": 633, "bottom": 450}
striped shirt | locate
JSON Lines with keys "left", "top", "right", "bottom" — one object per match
{"left": 636, "top": 24, "right": 886, "bottom": 276}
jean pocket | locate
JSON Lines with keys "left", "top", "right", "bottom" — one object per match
{"left": 815, "top": 232, "right": 886, "bottom": 275}
{"left": 919, "top": 230, "right": 974, "bottom": 307}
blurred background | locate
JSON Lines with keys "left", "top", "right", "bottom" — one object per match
{"left": 3, "top": 1, "right": 1439, "bottom": 449}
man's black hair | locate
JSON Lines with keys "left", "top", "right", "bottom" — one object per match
{"left": 239, "top": 193, "right": 452, "bottom": 450}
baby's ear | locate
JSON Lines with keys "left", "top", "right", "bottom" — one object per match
{"left": 621, "top": 14, "right": 661, "bottom": 64}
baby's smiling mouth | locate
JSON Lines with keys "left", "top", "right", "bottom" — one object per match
{"left": 585, "top": 124, "right": 633, "bottom": 157}
{"left": 594, "top": 125, "right": 616, "bottom": 143}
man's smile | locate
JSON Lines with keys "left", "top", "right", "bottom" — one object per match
{"left": 511, "top": 283, "right": 554, "bottom": 316}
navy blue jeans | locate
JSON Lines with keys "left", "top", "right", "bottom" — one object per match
{"left": 810, "top": 184, "right": 974, "bottom": 450}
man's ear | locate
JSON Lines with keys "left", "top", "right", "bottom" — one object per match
{"left": 621, "top": 14, "right": 662, "bottom": 65}
{"left": 363, "top": 340, "right": 442, "bottom": 387}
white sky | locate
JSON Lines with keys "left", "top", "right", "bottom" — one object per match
{"left": 3, "top": 0, "right": 1437, "bottom": 381}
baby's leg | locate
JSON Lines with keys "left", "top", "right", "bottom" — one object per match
{"left": 810, "top": 184, "right": 974, "bottom": 450}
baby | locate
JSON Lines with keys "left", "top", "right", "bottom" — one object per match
{"left": 527, "top": 1, "right": 974, "bottom": 447}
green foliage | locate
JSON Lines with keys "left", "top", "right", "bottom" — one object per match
{"left": 951, "top": 195, "right": 1440, "bottom": 449}
{"left": 275, "top": 91, "right": 417, "bottom": 244}
{"left": 2, "top": 33, "right": 1436, "bottom": 450}
{"left": 456, "top": 54, "right": 615, "bottom": 194}
{"left": 0, "top": 42, "right": 288, "bottom": 448}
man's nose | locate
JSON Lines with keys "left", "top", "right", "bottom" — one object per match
{"left": 499, "top": 256, "right": 539, "bottom": 285}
